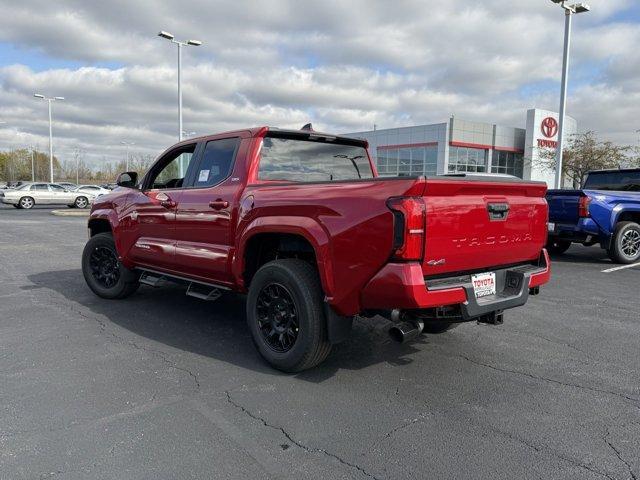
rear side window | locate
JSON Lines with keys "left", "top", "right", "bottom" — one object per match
{"left": 193, "top": 138, "right": 239, "bottom": 187}
{"left": 584, "top": 171, "right": 640, "bottom": 191}
{"left": 32, "top": 184, "right": 48, "bottom": 191}
{"left": 258, "top": 137, "right": 373, "bottom": 182}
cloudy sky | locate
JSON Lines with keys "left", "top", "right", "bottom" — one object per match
{"left": 0, "top": 0, "right": 639, "bottom": 166}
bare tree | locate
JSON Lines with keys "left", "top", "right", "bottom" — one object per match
{"left": 537, "top": 131, "right": 636, "bottom": 188}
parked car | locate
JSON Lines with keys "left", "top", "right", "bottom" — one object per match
{"left": 546, "top": 168, "right": 640, "bottom": 263}
{"left": 0, "top": 182, "right": 14, "bottom": 197}
{"left": 1, "top": 182, "right": 95, "bottom": 209}
{"left": 74, "top": 184, "right": 111, "bottom": 196}
{"left": 82, "top": 126, "right": 550, "bottom": 371}
{"left": 57, "top": 182, "right": 78, "bottom": 190}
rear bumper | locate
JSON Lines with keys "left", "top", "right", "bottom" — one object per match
{"left": 361, "top": 249, "right": 550, "bottom": 318}
{"left": 549, "top": 218, "right": 602, "bottom": 240}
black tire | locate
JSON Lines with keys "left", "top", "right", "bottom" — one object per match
{"left": 82, "top": 232, "right": 139, "bottom": 299}
{"left": 74, "top": 196, "right": 89, "bottom": 209}
{"left": 67, "top": 204, "right": 76, "bottom": 209}
{"left": 608, "top": 221, "right": 640, "bottom": 264}
{"left": 246, "top": 259, "right": 331, "bottom": 372}
{"left": 546, "top": 238, "right": 572, "bottom": 254}
{"left": 13, "top": 204, "right": 21, "bottom": 209}
{"left": 19, "top": 196, "right": 34, "bottom": 209}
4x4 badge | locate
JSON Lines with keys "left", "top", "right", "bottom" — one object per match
{"left": 426, "top": 259, "right": 446, "bottom": 266}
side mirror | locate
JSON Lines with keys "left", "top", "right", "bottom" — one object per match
{"left": 116, "top": 171, "right": 138, "bottom": 188}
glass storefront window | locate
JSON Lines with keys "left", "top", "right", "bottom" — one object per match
{"left": 448, "top": 146, "right": 487, "bottom": 173}
{"left": 376, "top": 145, "right": 438, "bottom": 177}
{"left": 490, "top": 151, "right": 524, "bottom": 178}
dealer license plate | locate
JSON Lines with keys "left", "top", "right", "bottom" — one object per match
{"left": 471, "top": 272, "right": 496, "bottom": 299}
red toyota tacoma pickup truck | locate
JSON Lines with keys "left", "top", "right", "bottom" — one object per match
{"left": 82, "top": 126, "right": 551, "bottom": 371}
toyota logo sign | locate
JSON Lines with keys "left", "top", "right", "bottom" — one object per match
{"left": 541, "top": 117, "right": 558, "bottom": 138}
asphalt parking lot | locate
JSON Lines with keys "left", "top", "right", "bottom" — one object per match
{"left": 1, "top": 205, "right": 639, "bottom": 480}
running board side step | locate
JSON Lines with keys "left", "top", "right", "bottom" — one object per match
{"left": 185, "top": 282, "right": 222, "bottom": 302}
{"left": 136, "top": 267, "right": 229, "bottom": 302}
{"left": 139, "top": 271, "right": 166, "bottom": 287}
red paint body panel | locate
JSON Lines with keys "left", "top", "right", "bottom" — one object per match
{"left": 420, "top": 179, "right": 548, "bottom": 276}
{"left": 89, "top": 126, "right": 551, "bottom": 317}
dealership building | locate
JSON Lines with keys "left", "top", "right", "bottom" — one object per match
{"left": 346, "top": 108, "right": 577, "bottom": 186}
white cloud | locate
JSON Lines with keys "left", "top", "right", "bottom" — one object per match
{"left": 0, "top": 0, "right": 638, "bottom": 168}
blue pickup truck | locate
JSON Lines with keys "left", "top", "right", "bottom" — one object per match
{"left": 546, "top": 168, "right": 640, "bottom": 263}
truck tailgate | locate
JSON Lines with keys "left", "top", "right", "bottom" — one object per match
{"left": 546, "top": 189, "right": 584, "bottom": 224}
{"left": 421, "top": 178, "right": 548, "bottom": 276}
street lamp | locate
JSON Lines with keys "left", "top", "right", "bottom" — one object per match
{"left": 34, "top": 93, "right": 65, "bottom": 182}
{"left": 158, "top": 30, "right": 202, "bottom": 177}
{"left": 121, "top": 141, "right": 135, "bottom": 171}
{"left": 550, "top": 1, "right": 590, "bottom": 189}
{"left": 157, "top": 30, "right": 202, "bottom": 143}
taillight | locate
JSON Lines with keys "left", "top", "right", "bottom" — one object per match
{"left": 578, "top": 196, "right": 591, "bottom": 218}
{"left": 386, "top": 197, "right": 426, "bottom": 261}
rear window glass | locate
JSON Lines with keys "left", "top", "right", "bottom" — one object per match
{"left": 584, "top": 171, "right": 640, "bottom": 191}
{"left": 258, "top": 137, "right": 373, "bottom": 182}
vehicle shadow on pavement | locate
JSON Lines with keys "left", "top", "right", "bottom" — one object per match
{"left": 549, "top": 246, "right": 613, "bottom": 265}
{"left": 28, "top": 269, "right": 426, "bottom": 381}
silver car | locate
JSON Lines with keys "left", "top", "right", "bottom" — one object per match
{"left": 1, "top": 182, "right": 95, "bottom": 209}
{"left": 74, "top": 184, "right": 111, "bottom": 196}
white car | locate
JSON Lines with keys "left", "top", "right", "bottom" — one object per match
{"left": 74, "top": 184, "right": 111, "bottom": 196}
{"left": 1, "top": 182, "right": 95, "bottom": 209}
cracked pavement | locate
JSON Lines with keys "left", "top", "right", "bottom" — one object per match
{"left": 1, "top": 206, "right": 639, "bottom": 479}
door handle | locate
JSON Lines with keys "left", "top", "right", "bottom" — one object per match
{"left": 160, "top": 199, "right": 177, "bottom": 209}
{"left": 209, "top": 199, "right": 229, "bottom": 210}
{"left": 156, "top": 192, "right": 176, "bottom": 209}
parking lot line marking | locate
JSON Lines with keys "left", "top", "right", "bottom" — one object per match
{"left": 601, "top": 262, "right": 640, "bottom": 273}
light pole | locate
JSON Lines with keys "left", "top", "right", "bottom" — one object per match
{"left": 157, "top": 31, "right": 202, "bottom": 143}
{"left": 121, "top": 141, "right": 135, "bottom": 171}
{"left": 158, "top": 31, "right": 202, "bottom": 177}
{"left": 73, "top": 148, "right": 84, "bottom": 185}
{"left": 34, "top": 94, "right": 64, "bottom": 183}
{"left": 550, "top": 1, "right": 590, "bottom": 189}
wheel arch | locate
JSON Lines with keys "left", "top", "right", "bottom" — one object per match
{"left": 86, "top": 212, "right": 130, "bottom": 266}
{"left": 88, "top": 217, "right": 113, "bottom": 237}
{"left": 615, "top": 208, "right": 640, "bottom": 225}
{"left": 236, "top": 217, "right": 332, "bottom": 297}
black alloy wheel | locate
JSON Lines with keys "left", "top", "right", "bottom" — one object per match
{"left": 89, "top": 246, "right": 121, "bottom": 288}
{"left": 256, "top": 283, "right": 300, "bottom": 353}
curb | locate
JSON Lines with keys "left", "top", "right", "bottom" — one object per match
{"left": 50, "top": 209, "right": 90, "bottom": 217}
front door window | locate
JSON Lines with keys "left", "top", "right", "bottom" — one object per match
{"left": 147, "top": 145, "right": 197, "bottom": 190}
